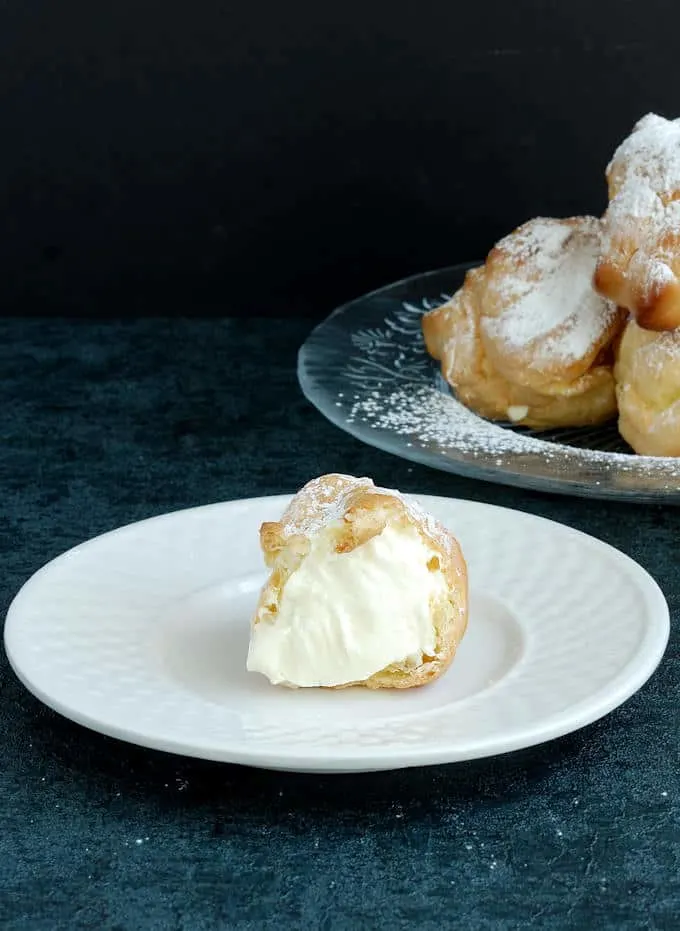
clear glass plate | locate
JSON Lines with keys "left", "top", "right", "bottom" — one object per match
{"left": 297, "top": 264, "right": 680, "bottom": 502}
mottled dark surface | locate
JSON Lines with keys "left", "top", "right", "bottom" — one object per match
{"left": 0, "top": 319, "right": 678, "bottom": 930}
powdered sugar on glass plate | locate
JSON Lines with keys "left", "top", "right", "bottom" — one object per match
{"left": 347, "top": 383, "right": 680, "bottom": 475}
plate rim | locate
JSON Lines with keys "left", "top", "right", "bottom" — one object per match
{"left": 4, "top": 494, "right": 671, "bottom": 772}
{"left": 297, "top": 263, "right": 680, "bottom": 503}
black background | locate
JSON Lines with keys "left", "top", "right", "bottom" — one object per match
{"left": 1, "top": 0, "right": 678, "bottom": 318}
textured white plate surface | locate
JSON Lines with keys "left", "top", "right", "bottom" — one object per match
{"left": 4, "top": 495, "right": 670, "bottom": 773}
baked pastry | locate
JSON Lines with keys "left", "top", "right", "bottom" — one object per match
{"left": 246, "top": 474, "right": 468, "bottom": 689}
{"left": 595, "top": 113, "right": 680, "bottom": 331}
{"left": 614, "top": 319, "right": 680, "bottom": 456}
{"left": 423, "top": 217, "right": 624, "bottom": 429}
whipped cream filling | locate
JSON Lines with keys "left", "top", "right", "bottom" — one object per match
{"left": 247, "top": 523, "right": 447, "bottom": 688}
{"left": 507, "top": 405, "right": 529, "bottom": 423}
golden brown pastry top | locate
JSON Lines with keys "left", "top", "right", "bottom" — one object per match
{"left": 421, "top": 217, "right": 623, "bottom": 430}
{"left": 480, "top": 216, "right": 620, "bottom": 385}
{"left": 261, "top": 473, "right": 464, "bottom": 575}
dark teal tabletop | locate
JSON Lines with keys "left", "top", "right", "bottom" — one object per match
{"left": 1, "top": 318, "right": 678, "bottom": 930}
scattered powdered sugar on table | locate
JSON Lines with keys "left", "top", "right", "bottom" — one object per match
{"left": 346, "top": 383, "right": 680, "bottom": 477}
{"left": 482, "top": 217, "right": 618, "bottom": 367}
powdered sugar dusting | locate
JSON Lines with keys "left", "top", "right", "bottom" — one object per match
{"left": 607, "top": 113, "right": 680, "bottom": 206}
{"left": 280, "top": 475, "right": 373, "bottom": 537}
{"left": 605, "top": 113, "right": 680, "bottom": 293}
{"left": 279, "top": 473, "right": 457, "bottom": 557}
{"left": 636, "top": 327, "right": 680, "bottom": 376}
{"left": 492, "top": 219, "right": 572, "bottom": 296}
{"left": 346, "top": 384, "right": 680, "bottom": 478}
{"left": 483, "top": 217, "right": 618, "bottom": 367}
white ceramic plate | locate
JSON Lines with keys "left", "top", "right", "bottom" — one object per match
{"left": 4, "top": 495, "right": 670, "bottom": 773}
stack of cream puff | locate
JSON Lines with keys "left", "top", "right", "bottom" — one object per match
{"left": 423, "top": 112, "right": 680, "bottom": 456}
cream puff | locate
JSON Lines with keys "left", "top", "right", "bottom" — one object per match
{"left": 246, "top": 474, "right": 468, "bottom": 689}
{"left": 595, "top": 112, "right": 680, "bottom": 331}
{"left": 423, "top": 217, "right": 624, "bottom": 429}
